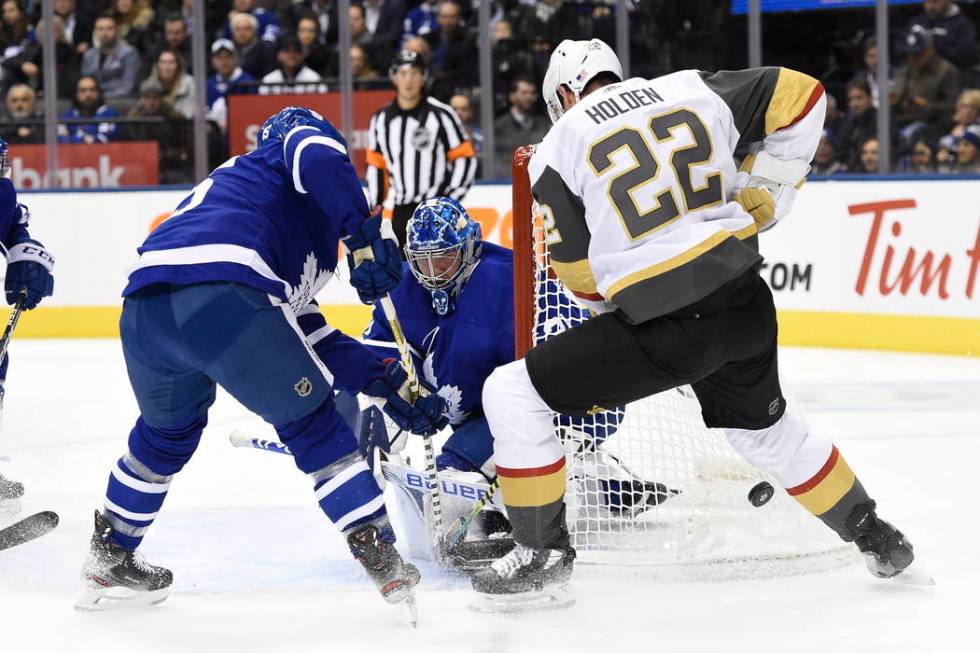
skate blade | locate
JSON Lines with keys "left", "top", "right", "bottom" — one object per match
{"left": 468, "top": 583, "right": 575, "bottom": 614}
{"left": 890, "top": 566, "right": 936, "bottom": 586}
{"left": 403, "top": 593, "right": 419, "bottom": 628}
{"left": 74, "top": 584, "right": 170, "bottom": 612}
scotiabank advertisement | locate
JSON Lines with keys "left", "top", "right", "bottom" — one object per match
{"left": 227, "top": 91, "right": 394, "bottom": 175}
{"left": 9, "top": 143, "right": 160, "bottom": 188}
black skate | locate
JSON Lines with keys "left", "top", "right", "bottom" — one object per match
{"left": 469, "top": 540, "right": 576, "bottom": 613}
{"left": 348, "top": 524, "right": 420, "bottom": 605}
{"left": 75, "top": 511, "right": 173, "bottom": 612}
{"left": 845, "top": 502, "right": 929, "bottom": 583}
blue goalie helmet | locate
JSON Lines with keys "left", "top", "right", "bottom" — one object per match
{"left": 256, "top": 106, "right": 345, "bottom": 148}
{"left": 405, "top": 197, "right": 483, "bottom": 315}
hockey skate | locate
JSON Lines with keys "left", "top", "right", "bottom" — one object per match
{"left": 845, "top": 502, "right": 933, "bottom": 585}
{"left": 347, "top": 524, "right": 421, "bottom": 626}
{"left": 75, "top": 511, "right": 173, "bottom": 612}
{"left": 469, "top": 540, "right": 576, "bottom": 613}
{"left": 0, "top": 472, "right": 24, "bottom": 520}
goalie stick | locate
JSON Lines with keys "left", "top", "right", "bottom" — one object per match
{"left": 0, "top": 510, "right": 58, "bottom": 551}
{"left": 377, "top": 295, "right": 445, "bottom": 559}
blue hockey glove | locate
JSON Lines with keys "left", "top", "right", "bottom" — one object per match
{"left": 5, "top": 239, "right": 54, "bottom": 309}
{"left": 363, "top": 360, "right": 449, "bottom": 437}
{"left": 344, "top": 213, "right": 402, "bottom": 304}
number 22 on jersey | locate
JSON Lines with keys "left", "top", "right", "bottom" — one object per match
{"left": 588, "top": 108, "right": 723, "bottom": 241}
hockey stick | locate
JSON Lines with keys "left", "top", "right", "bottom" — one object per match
{"left": 229, "top": 430, "right": 292, "bottom": 455}
{"left": 0, "top": 289, "right": 27, "bottom": 366}
{"left": 444, "top": 477, "right": 500, "bottom": 550}
{"left": 377, "top": 295, "right": 445, "bottom": 558}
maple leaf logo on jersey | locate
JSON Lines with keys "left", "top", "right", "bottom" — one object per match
{"left": 288, "top": 252, "right": 332, "bottom": 312}
{"left": 437, "top": 383, "right": 467, "bottom": 425}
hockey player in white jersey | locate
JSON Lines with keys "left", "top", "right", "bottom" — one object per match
{"left": 472, "top": 39, "right": 919, "bottom": 610}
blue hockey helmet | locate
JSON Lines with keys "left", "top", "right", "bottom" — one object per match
{"left": 256, "top": 106, "right": 344, "bottom": 148}
{"left": 405, "top": 197, "right": 482, "bottom": 315}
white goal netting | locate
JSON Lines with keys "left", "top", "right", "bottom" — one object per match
{"left": 513, "top": 145, "right": 852, "bottom": 579}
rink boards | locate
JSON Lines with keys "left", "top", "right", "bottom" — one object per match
{"left": 7, "top": 178, "right": 979, "bottom": 355}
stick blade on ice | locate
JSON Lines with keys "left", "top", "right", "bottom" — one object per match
{"left": 0, "top": 510, "right": 59, "bottom": 551}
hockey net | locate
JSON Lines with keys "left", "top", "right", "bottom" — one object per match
{"left": 511, "top": 145, "right": 852, "bottom": 578}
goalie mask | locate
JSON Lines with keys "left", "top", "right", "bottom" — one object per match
{"left": 405, "top": 197, "right": 482, "bottom": 316}
{"left": 257, "top": 106, "right": 345, "bottom": 148}
{"left": 542, "top": 38, "right": 623, "bottom": 124}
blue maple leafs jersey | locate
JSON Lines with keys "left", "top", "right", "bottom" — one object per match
{"left": 124, "top": 126, "right": 369, "bottom": 313}
{"left": 0, "top": 178, "right": 31, "bottom": 254}
{"left": 363, "top": 242, "right": 515, "bottom": 425}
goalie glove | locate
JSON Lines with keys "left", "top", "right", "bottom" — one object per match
{"left": 733, "top": 151, "right": 810, "bottom": 232}
{"left": 363, "top": 360, "right": 449, "bottom": 437}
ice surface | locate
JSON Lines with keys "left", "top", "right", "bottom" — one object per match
{"left": 0, "top": 340, "right": 977, "bottom": 652}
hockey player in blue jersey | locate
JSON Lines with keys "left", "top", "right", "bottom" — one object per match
{"left": 360, "top": 198, "right": 669, "bottom": 543}
{"left": 0, "top": 137, "right": 56, "bottom": 520}
{"left": 76, "top": 107, "right": 449, "bottom": 612}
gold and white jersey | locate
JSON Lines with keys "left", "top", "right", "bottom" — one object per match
{"left": 528, "top": 66, "right": 824, "bottom": 323}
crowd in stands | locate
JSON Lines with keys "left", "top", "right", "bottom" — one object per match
{"left": 0, "top": 0, "right": 978, "bottom": 182}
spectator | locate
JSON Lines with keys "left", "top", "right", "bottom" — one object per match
{"left": 857, "top": 137, "right": 880, "bottom": 173}
{"left": 126, "top": 77, "right": 192, "bottom": 183}
{"left": 259, "top": 36, "right": 326, "bottom": 95}
{"left": 0, "top": 1, "right": 36, "bottom": 65}
{"left": 823, "top": 93, "right": 845, "bottom": 137}
{"left": 223, "top": 0, "right": 280, "bottom": 44}
{"left": 945, "top": 88, "right": 980, "bottom": 139}
{"left": 936, "top": 134, "right": 958, "bottom": 171}
{"left": 403, "top": 0, "right": 437, "bottom": 41}
{"left": 493, "top": 76, "right": 548, "bottom": 178}
{"left": 836, "top": 79, "right": 878, "bottom": 170}
{"left": 811, "top": 131, "right": 845, "bottom": 175}
{"left": 206, "top": 39, "right": 254, "bottom": 112}
{"left": 1, "top": 15, "right": 80, "bottom": 99}
{"left": 852, "top": 37, "right": 890, "bottom": 109}
{"left": 904, "top": 138, "right": 936, "bottom": 173}
{"left": 296, "top": 14, "right": 332, "bottom": 76}
{"left": 80, "top": 13, "right": 141, "bottom": 98}
{"left": 491, "top": 19, "right": 534, "bottom": 115}
{"left": 955, "top": 125, "right": 980, "bottom": 172}
{"left": 231, "top": 11, "right": 277, "bottom": 79}
{"left": 58, "top": 75, "right": 119, "bottom": 143}
{"left": 351, "top": 44, "right": 387, "bottom": 89}
{"left": 284, "top": 0, "right": 338, "bottom": 47}
{"left": 111, "top": 0, "right": 154, "bottom": 51}
{"left": 363, "top": 0, "right": 406, "bottom": 55}
{"left": 147, "top": 48, "right": 195, "bottom": 119}
{"left": 891, "top": 28, "right": 961, "bottom": 135}
{"left": 143, "top": 14, "right": 193, "bottom": 79}
{"left": 0, "top": 84, "right": 43, "bottom": 144}
{"left": 53, "top": 0, "right": 95, "bottom": 54}
{"left": 905, "top": 0, "right": 976, "bottom": 69}
{"left": 423, "top": 0, "right": 477, "bottom": 98}
{"left": 449, "top": 93, "right": 482, "bottom": 153}
{"left": 351, "top": 3, "right": 390, "bottom": 75}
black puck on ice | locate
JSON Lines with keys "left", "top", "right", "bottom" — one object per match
{"left": 748, "top": 481, "right": 774, "bottom": 507}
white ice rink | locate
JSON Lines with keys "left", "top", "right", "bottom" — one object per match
{"left": 0, "top": 339, "right": 978, "bottom": 653}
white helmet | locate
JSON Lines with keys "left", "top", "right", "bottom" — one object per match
{"left": 542, "top": 38, "right": 623, "bottom": 124}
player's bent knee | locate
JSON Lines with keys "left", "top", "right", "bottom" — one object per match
{"left": 722, "top": 410, "right": 826, "bottom": 486}
{"left": 482, "top": 359, "right": 549, "bottom": 420}
{"left": 276, "top": 393, "right": 360, "bottom": 475}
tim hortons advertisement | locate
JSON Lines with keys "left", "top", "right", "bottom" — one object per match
{"left": 227, "top": 90, "right": 394, "bottom": 175}
{"left": 8, "top": 143, "right": 160, "bottom": 188}
{"left": 764, "top": 181, "right": 980, "bottom": 319}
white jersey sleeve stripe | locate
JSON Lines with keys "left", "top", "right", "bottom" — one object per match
{"left": 291, "top": 135, "right": 349, "bottom": 194}
{"left": 128, "top": 244, "right": 290, "bottom": 296}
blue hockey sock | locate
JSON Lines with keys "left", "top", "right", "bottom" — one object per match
{"left": 103, "top": 452, "right": 173, "bottom": 549}
{"left": 312, "top": 451, "right": 388, "bottom": 534}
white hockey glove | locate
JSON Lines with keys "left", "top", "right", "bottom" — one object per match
{"left": 733, "top": 151, "right": 811, "bottom": 232}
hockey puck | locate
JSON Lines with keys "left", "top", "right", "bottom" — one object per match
{"left": 748, "top": 481, "right": 774, "bottom": 507}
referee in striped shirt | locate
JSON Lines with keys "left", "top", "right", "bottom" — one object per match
{"left": 366, "top": 50, "right": 477, "bottom": 250}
